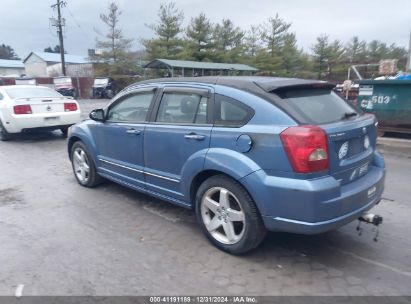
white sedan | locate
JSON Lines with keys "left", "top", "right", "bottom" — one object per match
{"left": 0, "top": 85, "right": 81, "bottom": 141}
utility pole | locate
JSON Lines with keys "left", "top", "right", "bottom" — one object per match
{"left": 51, "top": 0, "right": 67, "bottom": 76}
{"left": 407, "top": 30, "right": 411, "bottom": 72}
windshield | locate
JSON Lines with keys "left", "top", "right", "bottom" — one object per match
{"left": 54, "top": 78, "right": 72, "bottom": 84}
{"left": 5, "top": 87, "right": 63, "bottom": 99}
{"left": 276, "top": 88, "right": 359, "bottom": 124}
{"left": 94, "top": 78, "right": 109, "bottom": 85}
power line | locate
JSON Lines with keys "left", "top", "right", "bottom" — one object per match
{"left": 65, "top": 3, "right": 92, "bottom": 41}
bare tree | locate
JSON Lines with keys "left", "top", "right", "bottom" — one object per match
{"left": 94, "top": 1, "right": 134, "bottom": 75}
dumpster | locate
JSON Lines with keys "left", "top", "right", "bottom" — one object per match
{"left": 357, "top": 79, "right": 411, "bottom": 135}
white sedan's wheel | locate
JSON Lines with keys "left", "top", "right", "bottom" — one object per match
{"left": 0, "top": 120, "right": 12, "bottom": 141}
{"left": 201, "top": 187, "right": 245, "bottom": 245}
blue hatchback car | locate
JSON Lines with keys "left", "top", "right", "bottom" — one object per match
{"left": 68, "top": 77, "right": 385, "bottom": 254}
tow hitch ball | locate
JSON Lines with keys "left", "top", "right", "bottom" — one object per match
{"left": 356, "top": 212, "right": 383, "bottom": 242}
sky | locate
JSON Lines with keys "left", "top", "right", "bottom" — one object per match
{"left": 1, "top": 0, "right": 410, "bottom": 60}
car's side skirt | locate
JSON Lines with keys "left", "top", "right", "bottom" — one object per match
{"left": 98, "top": 172, "right": 192, "bottom": 210}
{"left": 99, "top": 158, "right": 180, "bottom": 183}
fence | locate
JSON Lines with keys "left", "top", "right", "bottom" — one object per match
{"left": 0, "top": 76, "right": 143, "bottom": 99}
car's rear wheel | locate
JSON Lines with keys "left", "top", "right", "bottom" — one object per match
{"left": 60, "top": 127, "right": 69, "bottom": 137}
{"left": 195, "top": 175, "right": 266, "bottom": 254}
{"left": 0, "top": 120, "right": 12, "bottom": 141}
{"left": 70, "top": 141, "right": 103, "bottom": 187}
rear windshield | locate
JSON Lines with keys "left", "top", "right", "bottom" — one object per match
{"left": 5, "top": 87, "right": 62, "bottom": 99}
{"left": 54, "top": 78, "right": 72, "bottom": 84}
{"left": 94, "top": 79, "right": 108, "bottom": 85}
{"left": 276, "top": 88, "right": 359, "bottom": 124}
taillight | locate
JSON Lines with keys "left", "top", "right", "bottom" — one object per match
{"left": 64, "top": 103, "right": 78, "bottom": 112}
{"left": 14, "top": 105, "right": 32, "bottom": 115}
{"left": 280, "top": 125, "right": 329, "bottom": 173}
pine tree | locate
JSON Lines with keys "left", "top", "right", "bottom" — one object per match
{"left": 0, "top": 44, "right": 19, "bottom": 60}
{"left": 211, "top": 19, "right": 244, "bottom": 63}
{"left": 186, "top": 13, "right": 213, "bottom": 61}
{"left": 44, "top": 45, "right": 64, "bottom": 54}
{"left": 312, "top": 34, "right": 330, "bottom": 79}
{"left": 144, "top": 2, "right": 184, "bottom": 60}
{"left": 345, "top": 36, "right": 367, "bottom": 63}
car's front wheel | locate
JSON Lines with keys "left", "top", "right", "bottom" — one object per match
{"left": 0, "top": 120, "right": 12, "bottom": 141}
{"left": 195, "top": 175, "right": 266, "bottom": 254}
{"left": 70, "top": 141, "right": 103, "bottom": 187}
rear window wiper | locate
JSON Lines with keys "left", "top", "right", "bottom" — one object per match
{"left": 341, "top": 112, "right": 358, "bottom": 120}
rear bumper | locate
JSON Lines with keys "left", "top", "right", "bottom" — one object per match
{"left": 241, "top": 152, "right": 385, "bottom": 234}
{"left": 262, "top": 192, "right": 382, "bottom": 234}
{"left": 5, "top": 112, "right": 81, "bottom": 133}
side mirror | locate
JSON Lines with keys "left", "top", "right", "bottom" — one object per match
{"left": 89, "top": 109, "right": 105, "bottom": 122}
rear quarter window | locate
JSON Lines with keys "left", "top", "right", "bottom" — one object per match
{"left": 214, "top": 94, "right": 254, "bottom": 127}
{"left": 276, "top": 88, "right": 359, "bottom": 124}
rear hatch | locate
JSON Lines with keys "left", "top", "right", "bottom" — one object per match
{"left": 322, "top": 115, "right": 376, "bottom": 185}
{"left": 271, "top": 84, "right": 377, "bottom": 184}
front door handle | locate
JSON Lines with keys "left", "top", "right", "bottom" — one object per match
{"left": 184, "top": 132, "right": 205, "bottom": 141}
{"left": 126, "top": 128, "right": 141, "bottom": 135}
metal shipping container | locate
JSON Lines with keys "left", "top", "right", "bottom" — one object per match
{"left": 357, "top": 79, "right": 411, "bottom": 134}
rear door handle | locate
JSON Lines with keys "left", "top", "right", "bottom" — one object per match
{"left": 126, "top": 128, "right": 141, "bottom": 135}
{"left": 184, "top": 133, "right": 205, "bottom": 141}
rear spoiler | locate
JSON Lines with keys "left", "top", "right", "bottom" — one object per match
{"left": 14, "top": 96, "right": 72, "bottom": 102}
{"left": 253, "top": 80, "right": 335, "bottom": 94}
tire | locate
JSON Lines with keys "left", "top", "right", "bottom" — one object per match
{"left": 70, "top": 141, "right": 103, "bottom": 187}
{"left": 60, "top": 127, "right": 69, "bottom": 137}
{"left": 105, "top": 90, "right": 114, "bottom": 99}
{"left": 0, "top": 120, "right": 12, "bottom": 141}
{"left": 195, "top": 175, "right": 266, "bottom": 254}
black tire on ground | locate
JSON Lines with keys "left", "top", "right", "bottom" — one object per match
{"left": 70, "top": 141, "right": 103, "bottom": 187}
{"left": 195, "top": 175, "right": 267, "bottom": 255}
{"left": 106, "top": 90, "right": 114, "bottom": 99}
{"left": 60, "top": 127, "right": 69, "bottom": 137}
{"left": 0, "top": 120, "right": 12, "bottom": 141}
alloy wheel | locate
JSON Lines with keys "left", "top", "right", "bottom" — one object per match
{"left": 201, "top": 187, "right": 246, "bottom": 245}
{"left": 72, "top": 147, "right": 90, "bottom": 184}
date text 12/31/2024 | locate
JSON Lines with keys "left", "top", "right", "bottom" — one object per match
{"left": 149, "top": 296, "right": 258, "bottom": 303}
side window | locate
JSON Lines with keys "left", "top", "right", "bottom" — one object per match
{"left": 156, "top": 92, "right": 208, "bottom": 124}
{"left": 214, "top": 94, "right": 254, "bottom": 127}
{"left": 107, "top": 91, "right": 154, "bottom": 123}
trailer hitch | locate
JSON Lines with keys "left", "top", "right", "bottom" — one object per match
{"left": 356, "top": 212, "right": 383, "bottom": 242}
